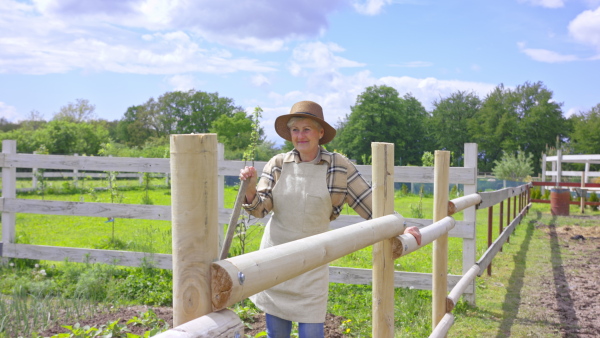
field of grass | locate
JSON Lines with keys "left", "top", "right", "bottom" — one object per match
{"left": 1, "top": 180, "right": 596, "bottom": 337}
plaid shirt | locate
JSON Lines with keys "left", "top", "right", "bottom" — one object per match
{"left": 243, "top": 147, "right": 373, "bottom": 221}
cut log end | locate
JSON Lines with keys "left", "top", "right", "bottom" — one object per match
{"left": 391, "top": 237, "right": 403, "bottom": 260}
{"left": 211, "top": 263, "right": 233, "bottom": 311}
{"left": 446, "top": 297, "right": 455, "bottom": 312}
{"left": 448, "top": 201, "right": 457, "bottom": 216}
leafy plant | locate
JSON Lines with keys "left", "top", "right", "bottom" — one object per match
{"left": 410, "top": 185, "right": 425, "bottom": 218}
{"left": 589, "top": 191, "right": 599, "bottom": 211}
{"left": 127, "top": 308, "right": 168, "bottom": 330}
{"left": 492, "top": 148, "right": 533, "bottom": 182}
{"left": 140, "top": 172, "right": 153, "bottom": 205}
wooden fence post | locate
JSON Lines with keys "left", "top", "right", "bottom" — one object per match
{"left": 487, "top": 206, "right": 493, "bottom": 276}
{"left": 217, "top": 143, "right": 225, "bottom": 250}
{"left": 499, "top": 201, "right": 504, "bottom": 252}
{"left": 2, "top": 140, "right": 17, "bottom": 264}
{"left": 32, "top": 150, "right": 38, "bottom": 189}
{"left": 580, "top": 172, "right": 585, "bottom": 214}
{"left": 170, "top": 134, "right": 219, "bottom": 326}
{"left": 557, "top": 149, "right": 562, "bottom": 187}
{"left": 372, "top": 142, "right": 395, "bottom": 338}
{"left": 462, "top": 143, "right": 477, "bottom": 304}
{"left": 73, "top": 154, "right": 79, "bottom": 189}
{"left": 432, "top": 150, "right": 450, "bottom": 329}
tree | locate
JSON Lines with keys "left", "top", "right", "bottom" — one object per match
{"left": 19, "top": 110, "right": 47, "bottom": 131}
{"left": 210, "top": 111, "right": 258, "bottom": 151}
{"left": 469, "top": 81, "right": 567, "bottom": 173}
{"left": 430, "top": 91, "right": 481, "bottom": 165}
{"left": 492, "top": 148, "right": 534, "bottom": 182}
{"left": 158, "top": 90, "right": 244, "bottom": 135}
{"left": 336, "top": 85, "right": 429, "bottom": 165}
{"left": 116, "top": 90, "right": 244, "bottom": 145}
{"left": 116, "top": 104, "right": 156, "bottom": 147}
{"left": 53, "top": 99, "right": 97, "bottom": 122}
{"left": 569, "top": 103, "right": 600, "bottom": 155}
{"left": 37, "top": 120, "right": 109, "bottom": 155}
{"left": 512, "top": 82, "right": 567, "bottom": 174}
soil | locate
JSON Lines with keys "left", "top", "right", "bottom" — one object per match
{"left": 37, "top": 306, "right": 348, "bottom": 337}
{"left": 533, "top": 216, "right": 600, "bottom": 337}
{"left": 37, "top": 216, "right": 600, "bottom": 338}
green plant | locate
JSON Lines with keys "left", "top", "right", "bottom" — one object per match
{"left": 127, "top": 309, "right": 167, "bottom": 329}
{"left": 542, "top": 189, "right": 550, "bottom": 199}
{"left": 140, "top": 172, "right": 153, "bottom": 205}
{"left": 410, "top": 185, "right": 425, "bottom": 219}
{"left": 530, "top": 187, "right": 541, "bottom": 199}
{"left": 589, "top": 191, "right": 599, "bottom": 211}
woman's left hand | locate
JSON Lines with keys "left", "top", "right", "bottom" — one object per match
{"left": 403, "top": 226, "right": 422, "bottom": 246}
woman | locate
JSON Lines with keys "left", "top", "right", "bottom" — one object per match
{"left": 240, "top": 100, "right": 421, "bottom": 338}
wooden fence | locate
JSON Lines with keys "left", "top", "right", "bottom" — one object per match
{"left": 0, "top": 140, "right": 479, "bottom": 300}
{"left": 0, "top": 137, "right": 533, "bottom": 336}
{"left": 155, "top": 135, "right": 531, "bottom": 337}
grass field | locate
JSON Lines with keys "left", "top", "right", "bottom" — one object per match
{"left": 1, "top": 180, "right": 597, "bottom": 337}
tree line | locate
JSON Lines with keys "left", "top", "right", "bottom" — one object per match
{"left": 1, "top": 82, "right": 598, "bottom": 176}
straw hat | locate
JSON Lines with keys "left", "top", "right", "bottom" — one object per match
{"left": 274, "top": 101, "right": 336, "bottom": 145}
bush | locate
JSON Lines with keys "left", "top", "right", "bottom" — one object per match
{"left": 530, "top": 187, "right": 541, "bottom": 199}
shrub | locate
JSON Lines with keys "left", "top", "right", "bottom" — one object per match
{"left": 589, "top": 192, "right": 599, "bottom": 211}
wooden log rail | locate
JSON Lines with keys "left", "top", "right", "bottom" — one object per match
{"left": 153, "top": 309, "right": 243, "bottom": 338}
{"left": 392, "top": 216, "right": 455, "bottom": 259}
{"left": 210, "top": 213, "right": 407, "bottom": 311}
{"left": 1, "top": 139, "right": 486, "bottom": 337}
{"left": 476, "top": 200, "right": 530, "bottom": 276}
{"left": 427, "top": 183, "right": 532, "bottom": 337}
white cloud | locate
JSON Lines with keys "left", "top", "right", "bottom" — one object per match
{"left": 569, "top": 6, "right": 600, "bottom": 50}
{"left": 288, "top": 41, "right": 365, "bottom": 76}
{"left": 519, "top": 0, "right": 565, "bottom": 8}
{"left": 165, "top": 74, "right": 200, "bottom": 91}
{"left": 0, "top": 4, "right": 278, "bottom": 76}
{"left": 28, "top": 0, "right": 345, "bottom": 52}
{"left": 517, "top": 42, "right": 579, "bottom": 63}
{"left": 352, "top": 0, "right": 393, "bottom": 15}
{"left": 259, "top": 68, "right": 498, "bottom": 145}
{"left": 0, "top": 102, "right": 21, "bottom": 121}
{"left": 521, "top": 48, "right": 579, "bottom": 62}
{"left": 565, "top": 106, "right": 587, "bottom": 117}
{"left": 251, "top": 74, "right": 271, "bottom": 87}
{"left": 378, "top": 76, "right": 497, "bottom": 110}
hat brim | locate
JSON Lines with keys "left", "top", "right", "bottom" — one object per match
{"left": 275, "top": 113, "right": 336, "bottom": 145}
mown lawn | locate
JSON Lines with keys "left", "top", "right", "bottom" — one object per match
{"left": 2, "top": 181, "right": 595, "bottom": 337}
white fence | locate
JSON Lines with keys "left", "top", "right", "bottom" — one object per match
{"left": 1, "top": 138, "right": 535, "bottom": 337}
{"left": 0, "top": 140, "right": 480, "bottom": 302}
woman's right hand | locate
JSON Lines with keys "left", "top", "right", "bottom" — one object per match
{"left": 240, "top": 166, "right": 258, "bottom": 203}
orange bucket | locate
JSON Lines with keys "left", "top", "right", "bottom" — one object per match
{"left": 550, "top": 188, "right": 570, "bottom": 216}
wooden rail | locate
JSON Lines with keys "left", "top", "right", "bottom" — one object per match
{"left": 3, "top": 139, "right": 508, "bottom": 337}
{"left": 0, "top": 140, "right": 479, "bottom": 294}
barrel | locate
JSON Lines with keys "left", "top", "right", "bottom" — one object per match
{"left": 550, "top": 188, "right": 570, "bottom": 216}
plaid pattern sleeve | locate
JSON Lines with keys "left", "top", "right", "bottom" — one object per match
{"left": 324, "top": 150, "right": 373, "bottom": 221}
{"left": 242, "top": 154, "right": 283, "bottom": 218}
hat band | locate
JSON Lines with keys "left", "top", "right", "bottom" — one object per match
{"left": 295, "top": 111, "right": 317, "bottom": 117}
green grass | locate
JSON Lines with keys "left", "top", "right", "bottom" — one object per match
{"left": 2, "top": 182, "right": 596, "bottom": 337}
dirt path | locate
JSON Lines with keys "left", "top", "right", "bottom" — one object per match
{"left": 531, "top": 218, "right": 600, "bottom": 337}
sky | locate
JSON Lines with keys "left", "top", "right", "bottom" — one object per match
{"left": 1, "top": 0, "right": 599, "bottom": 146}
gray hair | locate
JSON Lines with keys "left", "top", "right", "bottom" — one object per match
{"left": 287, "top": 117, "right": 323, "bottom": 131}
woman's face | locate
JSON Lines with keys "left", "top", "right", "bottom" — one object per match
{"left": 289, "top": 118, "right": 324, "bottom": 157}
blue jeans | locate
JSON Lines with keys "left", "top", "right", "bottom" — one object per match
{"left": 265, "top": 313, "right": 324, "bottom": 338}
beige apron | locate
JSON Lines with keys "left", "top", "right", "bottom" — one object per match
{"left": 251, "top": 161, "right": 332, "bottom": 323}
